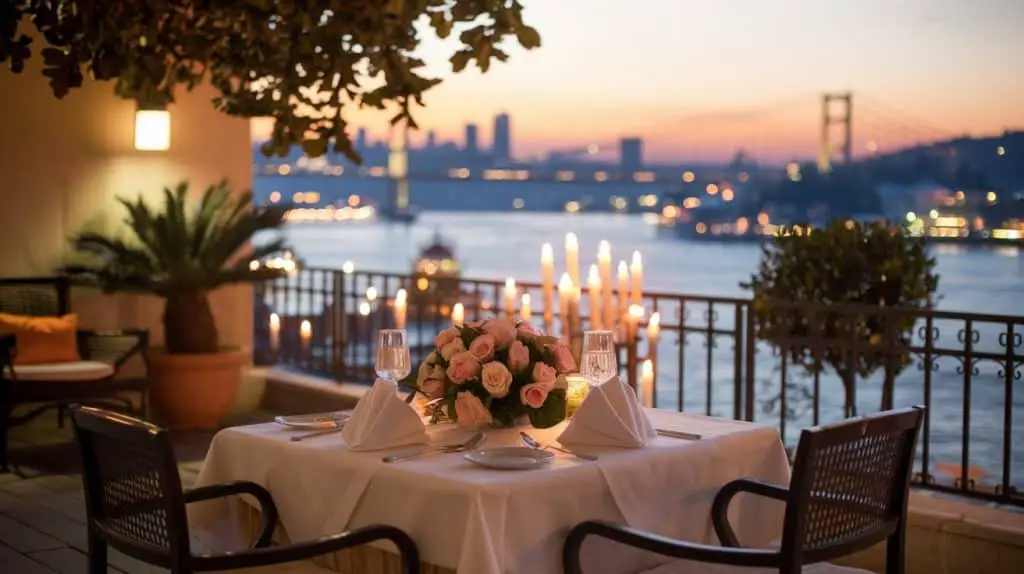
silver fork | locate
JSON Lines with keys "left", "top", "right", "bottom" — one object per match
{"left": 520, "top": 432, "right": 598, "bottom": 461}
{"left": 383, "top": 431, "right": 484, "bottom": 463}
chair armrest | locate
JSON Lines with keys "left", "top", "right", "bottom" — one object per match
{"left": 77, "top": 329, "right": 149, "bottom": 368}
{"left": 192, "top": 524, "right": 419, "bottom": 573}
{"left": 563, "top": 520, "right": 779, "bottom": 574}
{"left": 712, "top": 478, "right": 790, "bottom": 547}
{"left": 183, "top": 481, "right": 279, "bottom": 549}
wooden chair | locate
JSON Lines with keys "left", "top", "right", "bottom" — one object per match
{"left": 0, "top": 276, "right": 149, "bottom": 472}
{"left": 563, "top": 406, "right": 925, "bottom": 574}
{"left": 70, "top": 405, "right": 421, "bottom": 574}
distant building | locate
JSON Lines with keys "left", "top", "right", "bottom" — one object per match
{"left": 620, "top": 137, "right": 643, "bottom": 171}
{"left": 465, "top": 124, "right": 479, "bottom": 154}
{"left": 426, "top": 130, "right": 437, "bottom": 148}
{"left": 493, "top": 113, "right": 511, "bottom": 161}
{"left": 356, "top": 127, "right": 368, "bottom": 149}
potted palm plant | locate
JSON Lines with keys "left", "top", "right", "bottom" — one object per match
{"left": 63, "top": 180, "right": 289, "bottom": 429}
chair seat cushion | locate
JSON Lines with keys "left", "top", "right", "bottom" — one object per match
{"left": 640, "top": 559, "right": 870, "bottom": 574}
{"left": 224, "top": 560, "right": 336, "bottom": 573}
{"left": 11, "top": 360, "right": 116, "bottom": 381}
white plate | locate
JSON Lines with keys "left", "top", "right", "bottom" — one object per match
{"left": 274, "top": 412, "right": 350, "bottom": 429}
{"left": 464, "top": 446, "right": 554, "bottom": 470}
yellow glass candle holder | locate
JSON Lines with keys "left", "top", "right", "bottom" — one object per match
{"left": 565, "top": 374, "right": 590, "bottom": 418}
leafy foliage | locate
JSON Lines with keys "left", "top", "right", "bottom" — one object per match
{"left": 741, "top": 220, "right": 939, "bottom": 413}
{"left": 62, "top": 180, "right": 290, "bottom": 353}
{"left": 0, "top": 1, "right": 541, "bottom": 163}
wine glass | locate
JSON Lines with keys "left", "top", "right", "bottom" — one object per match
{"left": 580, "top": 330, "right": 617, "bottom": 386}
{"left": 375, "top": 329, "right": 411, "bottom": 384}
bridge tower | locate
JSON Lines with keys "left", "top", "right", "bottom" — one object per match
{"left": 818, "top": 92, "right": 853, "bottom": 173}
{"left": 387, "top": 122, "right": 410, "bottom": 213}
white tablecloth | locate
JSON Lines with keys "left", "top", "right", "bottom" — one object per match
{"left": 189, "top": 409, "right": 790, "bottom": 574}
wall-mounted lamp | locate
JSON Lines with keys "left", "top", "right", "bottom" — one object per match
{"left": 134, "top": 105, "right": 170, "bottom": 151}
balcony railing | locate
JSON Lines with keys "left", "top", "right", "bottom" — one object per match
{"left": 254, "top": 267, "right": 1023, "bottom": 507}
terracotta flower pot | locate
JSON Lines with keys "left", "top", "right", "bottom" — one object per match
{"left": 148, "top": 349, "right": 247, "bottom": 430}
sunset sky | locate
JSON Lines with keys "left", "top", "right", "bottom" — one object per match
{"left": 252, "top": 0, "right": 1024, "bottom": 164}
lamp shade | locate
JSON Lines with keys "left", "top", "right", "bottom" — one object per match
{"left": 134, "top": 109, "right": 170, "bottom": 151}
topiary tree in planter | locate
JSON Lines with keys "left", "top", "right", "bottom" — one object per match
{"left": 742, "top": 220, "right": 939, "bottom": 416}
{"left": 62, "top": 180, "right": 290, "bottom": 428}
{"left": 0, "top": 1, "right": 541, "bottom": 162}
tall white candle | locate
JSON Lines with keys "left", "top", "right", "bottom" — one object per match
{"left": 640, "top": 359, "right": 654, "bottom": 408}
{"left": 504, "top": 277, "right": 516, "bottom": 318}
{"left": 630, "top": 251, "right": 643, "bottom": 307}
{"left": 394, "top": 289, "right": 407, "bottom": 330}
{"left": 451, "top": 302, "right": 464, "bottom": 327}
{"left": 617, "top": 261, "right": 630, "bottom": 323}
{"left": 558, "top": 273, "right": 573, "bottom": 340}
{"left": 268, "top": 312, "right": 280, "bottom": 351}
{"left": 627, "top": 304, "right": 644, "bottom": 344}
{"left": 565, "top": 232, "right": 580, "bottom": 287}
{"left": 587, "top": 264, "right": 603, "bottom": 330}
{"left": 541, "top": 243, "right": 555, "bottom": 330}
{"left": 598, "top": 241, "right": 614, "bottom": 329}
{"left": 647, "top": 311, "right": 661, "bottom": 345}
{"left": 520, "top": 293, "right": 532, "bottom": 323}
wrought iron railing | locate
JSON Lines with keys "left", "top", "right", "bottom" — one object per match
{"left": 254, "top": 267, "right": 1023, "bottom": 507}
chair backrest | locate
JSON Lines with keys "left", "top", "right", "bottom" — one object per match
{"left": 780, "top": 406, "right": 924, "bottom": 568}
{"left": 0, "top": 276, "right": 70, "bottom": 316}
{"left": 70, "top": 406, "right": 191, "bottom": 570}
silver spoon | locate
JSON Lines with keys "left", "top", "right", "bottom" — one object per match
{"left": 520, "top": 432, "right": 598, "bottom": 461}
{"left": 383, "top": 431, "right": 485, "bottom": 463}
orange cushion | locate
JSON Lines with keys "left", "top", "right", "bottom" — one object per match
{"left": 0, "top": 313, "right": 81, "bottom": 365}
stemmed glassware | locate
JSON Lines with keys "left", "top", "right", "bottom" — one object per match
{"left": 580, "top": 330, "right": 618, "bottom": 386}
{"left": 375, "top": 329, "right": 411, "bottom": 384}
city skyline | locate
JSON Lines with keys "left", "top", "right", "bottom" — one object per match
{"left": 251, "top": 0, "right": 1024, "bottom": 163}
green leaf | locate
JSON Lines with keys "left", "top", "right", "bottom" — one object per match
{"left": 528, "top": 389, "right": 566, "bottom": 428}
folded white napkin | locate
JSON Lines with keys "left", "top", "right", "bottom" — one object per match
{"left": 558, "top": 377, "right": 656, "bottom": 448}
{"left": 341, "top": 379, "right": 427, "bottom": 451}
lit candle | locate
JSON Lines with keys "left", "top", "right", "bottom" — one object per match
{"left": 394, "top": 289, "right": 407, "bottom": 330}
{"left": 520, "top": 293, "right": 532, "bottom": 323}
{"left": 452, "top": 302, "right": 464, "bottom": 327}
{"left": 541, "top": 243, "right": 555, "bottom": 330}
{"left": 630, "top": 251, "right": 643, "bottom": 307}
{"left": 565, "top": 374, "right": 590, "bottom": 418}
{"left": 598, "top": 241, "right": 614, "bottom": 329}
{"left": 587, "top": 264, "right": 603, "bottom": 330}
{"left": 647, "top": 311, "right": 661, "bottom": 345}
{"left": 504, "top": 277, "right": 516, "bottom": 318}
{"left": 565, "top": 232, "right": 580, "bottom": 287}
{"left": 558, "top": 272, "right": 573, "bottom": 341}
{"left": 268, "top": 312, "right": 280, "bottom": 351}
{"left": 627, "top": 304, "right": 644, "bottom": 343}
{"left": 617, "top": 261, "right": 630, "bottom": 322}
{"left": 300, "top": 319, "right": 312, "bottom": 353}
{"left": 640, "top": 359, "right": 654, "bottom": 408}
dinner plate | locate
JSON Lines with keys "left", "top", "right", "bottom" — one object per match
{"left": 274, "top": 412, "right": 350, "bottom": 429}
{"left": 464, "top": 446, "right": 554, "bottom": 470}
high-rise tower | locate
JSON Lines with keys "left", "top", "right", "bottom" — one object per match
{"left": 493, "top": 113, "right": 511, "bottom": 161}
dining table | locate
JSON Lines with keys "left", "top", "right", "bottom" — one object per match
{"left": 188, "top": 408, "right": 791, "bottom": 574}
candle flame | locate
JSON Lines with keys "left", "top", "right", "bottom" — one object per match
{"left": 598, "top": 240, "right": 611, "bottom": 258}
{"left": 641, "top": 358, "right": 654, "bottom": 379}
{"left": 631, "top": 251, "right": 642, "bottom": 268}
{"left": 628, "top": 304, "right": 645, "bottom": 320}
{"left": 565, "top": 232, "right": 578, "bottom": 248}
{"left": 395, "top": 288, "right": 407, "bottom": 304}
{"left": 649, "top": 311, "right": 660, "bottom": 329}
{"left": 366, "top": 286, "right": 378, "bottom": 301}
{"left": 522, "top": 293, "right": 531, "bottom": 306}
{"left": 618, "top": 260, "right": 628, "bottom": 276}
{"left": 588, "top": 264, "right": 601, "bottom": 286}
{"left": 300, "top": 319, "right": 312, "bottom": 337}
{"left": 452, "top": 302, "right": 465, "bottom": 326}
{"left": 541, "top": 243, "right": 553, "bottom": 262}
{"left": 269, "top": 312, "right": 280, "bottom": 328}
{"left": 358, "top": 302, "right": 371, "bottom": 316}
{"left": 558, "top": 272, "right": 573, "bottom": 292}
{"left": 505, "top": 277, "right": 516, "bottom": 291}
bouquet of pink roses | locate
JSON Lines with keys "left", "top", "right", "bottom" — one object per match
{"left": 403, "top": 316, "right": 576, "bottom": 428}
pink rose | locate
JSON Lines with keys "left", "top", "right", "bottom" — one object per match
{"left": 454, "top": 391, "right": 493, "bottom": 428}
{"left": 520, "top": 382, "right": 551, "bottom": 409}
{"left": 548, "top": 343, "right": 576, "bottom": 373}
{"left": 468, "top": 333, "right": 496, "bottom": 361}
{"left": 532, "top": 362, "right": 557, "bottom": 388}
{"left": 440, "top": 338, "right": 466, "bottom": 360}
{"left": 516, "top": 321, "right": 539, "bottom": 339}
{"left": 420, "top": 377, "right": 445, "bottom": 398}
{"left": 507, "top": 340, "right": 531, "bottom": 373}
{"left": 482, "top": 317, "right": 517, "bottom": 348}
{"left": 481, "top": 361, "right": 513, "bottom": 398}
{"left": 434, "top": 327, "right": 460, "bottom": 349}
{"left": 446, "top": 351, "right": 480, "bottom": 384}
